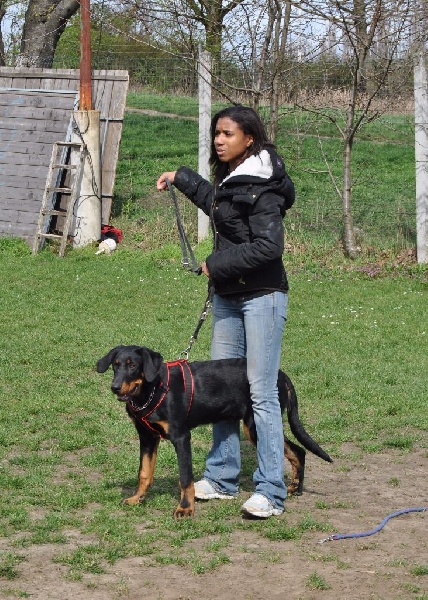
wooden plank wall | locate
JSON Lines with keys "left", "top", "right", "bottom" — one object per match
{"left": 0, "top": 88, "right": 77, "bottom": 240}
{"left": 0, "top": 67, "right": 129, "bottom": 243}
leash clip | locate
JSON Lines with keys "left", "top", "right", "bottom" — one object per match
{"left": 318, "top": 535, "right": 334, "bottom": 544}
{"left": 179, "top": 336, "right": 196, "bottom": 360}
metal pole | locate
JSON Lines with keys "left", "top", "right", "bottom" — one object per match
{"left": 198, "top": 48, "right": 211, "bottom": 241}
{"left": 414, "top": 52, "right": 428, "bottom": 263}
{"left": 79, "top": 0, "right": 92, "bottom": 111}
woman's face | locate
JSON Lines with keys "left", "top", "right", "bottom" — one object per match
{"left": 214, "top": 117, "right": 254, "bottom": 171}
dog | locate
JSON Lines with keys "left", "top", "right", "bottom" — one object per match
{"left": 97, "top": 345, "right": 332, "bottom": 518}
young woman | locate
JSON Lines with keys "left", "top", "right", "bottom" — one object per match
{"left": 156, "top": 106, "right": 295, "bottom": 518}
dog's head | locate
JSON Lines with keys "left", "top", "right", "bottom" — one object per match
{"left": 96, "top": 345, "right": 164, "bottom": 401}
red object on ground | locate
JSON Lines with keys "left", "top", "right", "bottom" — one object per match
{"left": 101, "top": 225, "right": 123, "bottom": 243}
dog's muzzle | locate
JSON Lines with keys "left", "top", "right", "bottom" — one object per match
{"left": 112, "top": 381, "right": 142, "bottom": 401}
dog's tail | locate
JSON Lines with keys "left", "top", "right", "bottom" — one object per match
{"left": 279, "top": 371, "right": 333, "bottom": 463}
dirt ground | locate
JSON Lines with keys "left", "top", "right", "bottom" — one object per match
{"left": 1, "top": 447, "right": 427, "bottom": 600}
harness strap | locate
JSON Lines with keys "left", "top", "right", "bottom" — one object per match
{"left": 180, "top": 360, "right": 195, "bottom": 417}
{"left": 162, "top": 359, "right": 194, "bottom": 417}
{"left": 127, "top": 359, "right": 195, "bottom": 438}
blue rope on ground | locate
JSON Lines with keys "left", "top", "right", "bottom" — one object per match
{"left": 318, "top": 507, "right": 428, "bottom": 544}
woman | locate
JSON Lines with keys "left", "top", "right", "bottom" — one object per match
{"left": 156, "top": 106, "right": 295, "bottom": 518}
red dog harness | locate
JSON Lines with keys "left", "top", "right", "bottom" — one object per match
{"left": 126, "top": 359, "right": 195, "bottom": 438}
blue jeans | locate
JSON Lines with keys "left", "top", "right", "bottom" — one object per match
{"left": 203, "top": 291, "right": 288, "bottom": 509}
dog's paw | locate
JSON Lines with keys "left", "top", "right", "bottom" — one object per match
{"left": 122, "top": 495, "right": 145, "bottom": 506}
{"left": 173, "top": 505, "right": 194, "bottom": 518}
{"left": 287, "top": 480, "right": 303, "bottom": 496}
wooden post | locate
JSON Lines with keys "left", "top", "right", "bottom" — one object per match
{"left": 198, "top": 49, "right": 211, "bottom": 241}
{"left": 79, "top": 0, "right": 92, "bottom": 111}
{"left": 71, "top": 110, "right": 102, "bottom": 247}
{"left": 414, "top": 52, "right": 428, "bottom": 264}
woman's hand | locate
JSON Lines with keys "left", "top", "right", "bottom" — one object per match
{"left": 156, "top": 171, "right": 177, "bottom": 191}
{"left": 201, "top": 261, "right": 210, "bottom": 278}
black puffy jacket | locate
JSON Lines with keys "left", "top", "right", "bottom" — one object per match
{"left": 173, "top": 147, "right": 295, "bottom": 297}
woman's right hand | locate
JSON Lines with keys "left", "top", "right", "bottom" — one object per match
{"left": 156, "top": 171, "right": 177, "bottom": 191}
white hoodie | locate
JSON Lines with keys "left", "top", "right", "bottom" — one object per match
{"left": 221, "top": 150, "right": 273, "bottom": 183}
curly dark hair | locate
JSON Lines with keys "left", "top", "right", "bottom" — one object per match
{"left": 209, "top": 106, "right": 275, "bottom": 185}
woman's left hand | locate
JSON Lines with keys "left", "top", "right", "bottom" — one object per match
{"left": 201, "top": 262, "right": 210, "bottom": 278}
{"left": 156, "top": 171, "right": 177, "bottom": 191}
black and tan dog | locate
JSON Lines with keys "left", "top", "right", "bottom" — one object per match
{"left": 97, "top": 345, "right": 332, "bottom": 518}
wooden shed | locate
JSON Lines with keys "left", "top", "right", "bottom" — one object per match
{"left": 0, "top": 67, "right": 129, "bottom": 244}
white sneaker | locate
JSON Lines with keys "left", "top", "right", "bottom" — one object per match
{"left": 194, "top": 479, "right": 236, "bottom": 500}
{"left": 241, "top": 493, "right": 284, "bottom": 518}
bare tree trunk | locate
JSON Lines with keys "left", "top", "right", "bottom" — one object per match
{"left": 253, "top": 2, "right": 275, "bottom": 112}
{"left": 268, "top": 0, "right": 291, "bottom": 142}
{"left": 342, "top": 137, "right": 358, "bottom": 258}
{"left": 205, "top": 13, "right": 223, "bottom": 63}
{"left": 340, "top": 0, "right": 384, "bottom": 257}
{"left": 173, "top": 0, "right": 245, "bottom": 64}
{"left": 341, "top": 46, "right": 359, "bottom": 258}
{"left": 0, "top": 0, "right": 6, "bottom": 66}
{"left": 353, "top": 0, "right": 370, "bottom": 92}
{"left": 17, "top": 0, "right": 80, "bottom": 68}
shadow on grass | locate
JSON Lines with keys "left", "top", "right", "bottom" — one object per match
{"left": 106, "top": 475, "right": 179, "bottom": 502}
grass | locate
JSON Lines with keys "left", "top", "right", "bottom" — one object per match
{"left": 306, "top": 571, "right": 331, "bottom": 590}
{"left": 119, "top": 94, "right": 416, "bottom": 254}
{"left": 126, "top": 91, "right": 228, "bottom": 119}
{"left": 0, "top": 236, "right": 426, "bottom": 580}
{"left": 0, "top": 92, "right": 427, "bottom": 583}
{"left": 0, "top": 553, "right": 26, "bottom": 580}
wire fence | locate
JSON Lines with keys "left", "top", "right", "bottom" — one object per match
{"left": 52, "top": 50, "right": 418, "bottom": 253}
{"left": 53, "top": 43, "right": 416, "bottom": 110}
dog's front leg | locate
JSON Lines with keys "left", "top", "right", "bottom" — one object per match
{"left": 171, "top": 431, "right": 195, "bottom": 518}
{"left": 124, "top": 433, "right": 160, "bottom": 506}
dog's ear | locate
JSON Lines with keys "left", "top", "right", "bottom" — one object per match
{"left": 96, "top": 346, "right": 123, "bottom": 373}
{"left": 138, "top": 347, "right": 163, "bottom": 382}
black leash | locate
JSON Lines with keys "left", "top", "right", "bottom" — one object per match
{"left": 179, "top": 285, "right": 214, "bottom": 359}
{"left": 164, "top": 178, "right": 212, "bottom": 358}
{"left": 165, "top": 178, "right": 202, "bottom": 275}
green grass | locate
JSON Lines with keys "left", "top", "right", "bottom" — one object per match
{"left": 306, "top": 571, "right": 332, "bottom": 590}
{"left": 411, "top": 565, "right": 428, "bottom": 577}
{"left": 126, "top": 91, "right": 227, "bottom": 119}
{"left": 0, "top": 553, "right": 26, "bottom": 580}
{"left": 0, "top": 236, "right": 426, "bottom": 579}
{"left": 116, "top": 94, "right": 416, "bottom": 254}
{"left": 0, "top": 93, "right": 426, "bottom": 582}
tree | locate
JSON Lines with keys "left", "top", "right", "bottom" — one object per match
{"left": 295, "top": 0, "right": 413, "bottom": 257}
{"left": 181, "top": 0, "right": 245, "bottom": 60}
{"left": 17, "top": 0, "right": 79, "bottom": 68}
{"left": 267, "top": 0, "right": 292, "bottom": 140}
{"left": 0, "top": 0, "right": 6, "bottom": 65}
{"left": 231, "top": 0, "right": 292, "bottom": 139}
{"left": 114, "top": 0, "right": 246, "bottom": 62}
